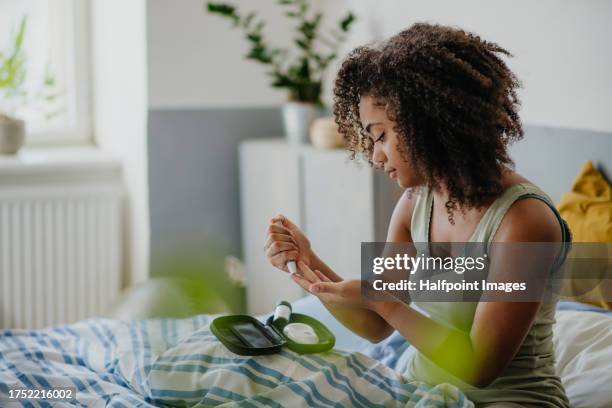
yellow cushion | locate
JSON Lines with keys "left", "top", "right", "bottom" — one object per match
{"left": 557, "top": 161, "right": 612, "bottom": 309}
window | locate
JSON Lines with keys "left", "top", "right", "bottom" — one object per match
{"left": 0, "top": 0, "right": 92, "bottom": 145}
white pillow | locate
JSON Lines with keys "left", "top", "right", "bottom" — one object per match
{"left": 554, "top": 310, "right": 612, "bottom": 408}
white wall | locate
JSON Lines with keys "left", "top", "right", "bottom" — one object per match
{"left": 90, "top": 0, "right": 150, "bottom": 285}
{"left": 147, "top": 0, "right": 611, "bottom": 133}
{"left": 148, "top": 0, "right": 286, "bottom": 108}
{"left": 346, "top": 0, "right": 612, "bottom": 133}
{"left": 147, "top": 0, "right": 349, "bottom": 109}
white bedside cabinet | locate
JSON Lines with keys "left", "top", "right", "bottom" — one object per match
{"left": 239, "top": 139, "right": 403, "bottom": 315}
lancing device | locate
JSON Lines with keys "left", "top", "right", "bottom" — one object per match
{"left": 275, "top": 220, "right": 298, "bottom": 275}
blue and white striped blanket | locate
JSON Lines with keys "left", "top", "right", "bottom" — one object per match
{"left": 0, "top": 315, "right": 473, "bottom": 407}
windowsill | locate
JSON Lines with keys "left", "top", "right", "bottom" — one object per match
{"left": 0, "top": 145, "right": 120, "bottom": 171}
{"left": 0, "top": 146, "right": 123, "bottom": 185}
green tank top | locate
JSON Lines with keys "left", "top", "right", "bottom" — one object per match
{"left": 405, "top": 182, "right": 571, "bottom": 407}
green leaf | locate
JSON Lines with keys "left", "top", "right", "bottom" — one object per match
{"left": 340, "top": 12, "right": 355, "bottom": 32}
{"left": 247, "top": 33, "right": 261, "bottom": 43}
{"left": 271, "top": 73, "right": 295, "bottom": 88}
{"left": 1, "top": 15, "right": 28, "bottom": 95}
{"left": 294, "top": 38, "right": 308, "bottom": 50}
{"left": 300, "top": 22, "right": 314, "bottom": 39}
{"left": 207, "top": 3, "right": 236, "bottom": 17}
{"left": 207, "top": 3, "right": 240, "bottom": 25}
{"left": 297, "top": 57, "right": 310, "bottom": 80}
{"left": 246, "top": 45, "right": 273, "bottom": 64}
{"left": 15, "top": 16, "right": 27, "bottom": 50}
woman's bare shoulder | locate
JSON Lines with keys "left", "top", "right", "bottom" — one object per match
{"left": 493, "top": 170, "right": 561, "bottom": 243}
{"left": 494, "top": 197, "right": 561, "bottom": 243}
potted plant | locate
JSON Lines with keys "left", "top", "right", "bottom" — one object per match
{"left": 207, "top": 0, "right": 355, "bottom": 144}
{"left": 0, "top": 16, "right": 58, "bottom": 154}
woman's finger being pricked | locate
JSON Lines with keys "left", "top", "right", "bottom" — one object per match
{"left": 292, "top": 267, "right": 318, "bottom": 284}
{"left": 291, "top": 273, "right": 315, "bottom": 292}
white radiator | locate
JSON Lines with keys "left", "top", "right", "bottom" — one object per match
{"left": 0, "top": 149, "right": 124, "bottom": 329}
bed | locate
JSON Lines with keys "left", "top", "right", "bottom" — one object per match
{"left": 0, "top": 304, "right": 473, "bottom": 407}
{"left": 1, "top": 296, "right": 611, "bottom": 407}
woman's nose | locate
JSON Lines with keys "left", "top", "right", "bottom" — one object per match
{"left": 372, "top": 143, "right": 386, "bottom": 168}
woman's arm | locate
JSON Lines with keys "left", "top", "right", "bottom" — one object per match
{"left": 299, "top": 190, "right": 417, "bottom": 343}
{"left": 371, "top": 198, "right": 562, "bottom": 387}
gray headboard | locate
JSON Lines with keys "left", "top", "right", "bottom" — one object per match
{"left": 509, "top": 125, "right": 612, "bottom": 204}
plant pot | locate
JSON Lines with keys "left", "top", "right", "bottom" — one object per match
{"left": 0, "top": 113, "right": 25, "bottom": 155}
{"left": 282, "top": 101, "right": 321, "bottom": 144}
{"left": 310, "top": 117, "right": 345, "bottom": 149}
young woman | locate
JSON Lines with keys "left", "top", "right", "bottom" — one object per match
{"left": 264, "top": 23, "right": 570, "bottom": 408}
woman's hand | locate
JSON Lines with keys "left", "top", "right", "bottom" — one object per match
{"left": 292, "top": 261, "right": 405, "bottom": 317}
{"left": 292, "top": 260, "right": 399, "bottom": 343}
{"left": 291, "top": 261, "right": 375, "bottom": 310}
{"left": 264, "top": 215, "right": 313, "bottom": 273}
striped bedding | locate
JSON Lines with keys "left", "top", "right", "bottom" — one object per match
{"left": 0, "top": 315, "right": 473, "bottom": 407}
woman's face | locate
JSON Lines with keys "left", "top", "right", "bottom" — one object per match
{"left": 358, "top": 95, "right": 421, "bottom": 188}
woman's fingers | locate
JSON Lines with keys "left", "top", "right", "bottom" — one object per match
{"left": 291, "top": 264, "right": 340, "bottom": 296}
{"left": 265, "top": 241, "right": 297, "bottom": 257}
{"left": 313, "top": 269, "right": 332, "bottom": 282}
{"left": 266, "top": 223, "right": 293, "bottom": 237}
{"left": 270, "top": 215, "right": 284, "bottom": 224}
{"left": 291, "top": 273, "right": 315, "bottom": 292}
{"left": 310, "top": 282, "right": 337, "bottom": 294}
{"left": 297, "top": 261, "right": 319, "bottom": 283}
{"left": 264, "top": 233, "right": 295, "bottom": 251}
{"left": 271, "top": 214, "right": 295, "bottom": 228}
{"left": 271, "top": 250, "right": 299, "bottom": 271}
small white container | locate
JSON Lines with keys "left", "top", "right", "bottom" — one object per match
{"left": 273, "top": 300, "right": 292, "bottom": 324}
{"left": 283, "top": 322, "right": 319, "bottom": 344}
{"left": 0, "top": 113, "right": 25, "bottom": 155}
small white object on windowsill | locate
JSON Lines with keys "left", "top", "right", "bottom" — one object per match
{"left": 0, "top": 113, "right": 25, "bottom": 155}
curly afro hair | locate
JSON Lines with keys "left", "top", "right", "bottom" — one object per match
{"left": 333, "top": 23, "right": 523, "bottom": 222}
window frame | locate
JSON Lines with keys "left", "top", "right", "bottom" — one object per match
{"left": 24, "top": 0, "right": 93, "bottom": 147}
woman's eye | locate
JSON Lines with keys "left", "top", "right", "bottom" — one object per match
{"left": 375, "top": 132, "right": 385, "bottom": 143}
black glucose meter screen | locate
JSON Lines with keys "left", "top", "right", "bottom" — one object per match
{"left": 231, "top": 323, "right": 275, "bottom": 348}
